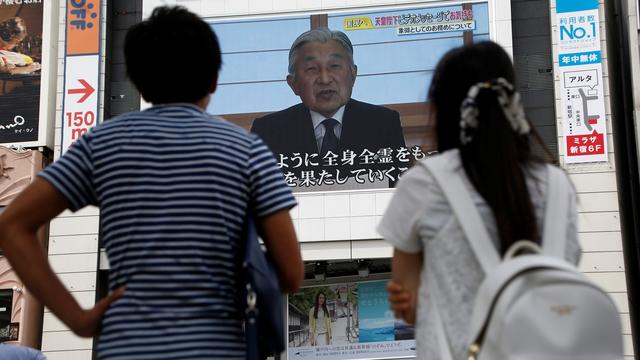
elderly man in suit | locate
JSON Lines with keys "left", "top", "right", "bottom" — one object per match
{"left": 251, "top": 28, "right": 406, "bottom": 187}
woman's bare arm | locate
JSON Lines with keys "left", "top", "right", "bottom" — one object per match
{"left": 390, "top": 248, "right": 423, "bottom": 324}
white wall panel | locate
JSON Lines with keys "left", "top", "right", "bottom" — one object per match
{"left": 274, "top": 0, "right": 298, "bottom": 11}
{"left": 351, "top": 239, "right": 393, "bottom": 258}
{"left": 44, "top": 290, "right": 96, "bottom": 314}
{"left": 298, "top": 196, "right": 326, "bottom": 218}
{"left": 350, "top": 193, "right": 377, "bottom": 217}
{"left": 493, "top": 19, "right": 513, "bottom": 48}
{"left": 577, "top": 192, "right": 620, "bottom": 212}
{"left": 579, "top": 231, "right": 623, "bottom": 252}
{"left": 58, "top": 206, "right": 99, "bottom": 218}
{"left": 49, "top": 253, "right": 99, "bottom": 274}
{"left": 202, "top": 0, "right": 225, "bottom": 15}
{"left": 622, "top": 313, "right": 632, "bottom": 335}
{"left": 57, "top": 273, "right": 96, "bottom": 292}
{"left": 301, "top": 241, "right": 351, "bottom": 261}
{"left": 578, "top": 252, "right": 625, "bottom": 272}
{"left": 325, "top": 217, "right": 351, "bottom": 240}
{"left": 625, "top": 335, "right": 634, "bottom": 356}
{"left": 323, "top": 194, "right": 351, "bottom": 217}
{"left": 42, "top": 350, "right": 94, "bottom": 360}
{"left": 584, "top": 272, "right": 628, "bottom": 293}
{"left": 349, "top": 216, "right": 379, "bottom": 239}
{"left": 42, "top": 312, "right": 66, "bottom": 332}
{"left": 611, "top": 292, "right": 631, "bottom": 313}
{"left": 298, "top": 218, "right": 326, "bottom": 242}
{"left": 48, "top": 235, "right": 99, "bottom": 255}
{"left": 375, "top": 192, "right": 393, "bottom": 214}
{"left": 41, "top": 331, "right": 92, "bottom": 351}
{"left": 323, "top": 0, "right": 348, "bottom": 8}
{"left": 569, "top": 172, "right": 618, "bottom": 192}
{"left": 577, "top": 212, "right": 621, "bottom": 232}
{"left": 49, "top": 216, "right": 100, "bottom": 236}
{"left": 225, "top": 0, "right": 249, "bottom": 14}
{"left": 249, "top": 0, "right": 275, "bottom": 12}
{"left": 346, "top": 0, "right": 373, "bottom": 6}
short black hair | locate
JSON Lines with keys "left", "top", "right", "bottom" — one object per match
{"left": 124, "top": 6, "right": 222, "bottom": 104}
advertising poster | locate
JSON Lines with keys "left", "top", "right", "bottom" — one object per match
{"left": 208, "top": 3, "right": 489, "bottom": 192}
{"left": 288, "top": 281, "right": 415, "bottom": 360}
{"left": 0, "top": 289, "right": 16, "bottom": 342}
{"left": 555, "top": 0, "right": 608, "bottom": 164}
{"left": 0, "top": 2, "right": 43, "bottom": 144}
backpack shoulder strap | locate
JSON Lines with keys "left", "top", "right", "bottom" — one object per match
{"left": 541, "top": 165, "right": 571, "bottom": 258}
{"left": 420, "top": 155, "right": 500, "bottom": 272}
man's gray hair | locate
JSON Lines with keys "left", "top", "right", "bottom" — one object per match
{"left": 288, "top": 28, "right": 355, "bottom": 75}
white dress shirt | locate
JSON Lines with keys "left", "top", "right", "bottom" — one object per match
{"left": 310, "top": 105, "right": 346, "bottom": 152}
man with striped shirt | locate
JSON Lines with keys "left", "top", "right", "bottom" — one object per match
{"left": 0, "top": 6, "right": 303, "bottom": 360}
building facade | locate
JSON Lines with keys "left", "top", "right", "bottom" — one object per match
{"left": 0, "top": 0, "right": 636, "bottom": 359}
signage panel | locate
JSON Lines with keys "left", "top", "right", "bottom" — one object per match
{"left": 555, "top": 0, "right": 607, "bottom": 163}
{"left": 0, "top": 2, "right": 45, "bottom": 147}
{"left": 61, "top": 0, "right": 101, "bottom": 155}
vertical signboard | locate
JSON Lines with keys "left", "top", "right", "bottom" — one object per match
{"left": 556, "top": 0, "right": 607, "bottom": 163}
{"left": 61, "top": 0, "right": 100, "bottom": 155}
{"left": 0, "top": 2, "right": 44, "bottom": 146}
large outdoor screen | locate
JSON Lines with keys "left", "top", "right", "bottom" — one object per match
{"left": 208, "top": 2, "right": 489, "bottom": 193}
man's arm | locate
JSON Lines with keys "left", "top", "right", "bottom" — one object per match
{"left": 256, "top": 209, "right": 304, "bottom": 292}
{"left": 0, "top": 178, "right": 123, "bottom": 337}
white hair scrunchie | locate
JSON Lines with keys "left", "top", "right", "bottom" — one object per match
{"left": 459, "top": 77, "right": 530, "bottom": 145}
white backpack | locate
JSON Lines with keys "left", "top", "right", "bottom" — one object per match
{"left": 421, "top": 158, "right": 624, "bottom": 360}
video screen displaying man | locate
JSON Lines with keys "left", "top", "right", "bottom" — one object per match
{"left": 251, "top": 28, "right": 406, "bottom": 188}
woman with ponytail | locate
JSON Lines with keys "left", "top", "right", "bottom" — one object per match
{"left": 377, "top": 41, "right": 581, "bottom": 359}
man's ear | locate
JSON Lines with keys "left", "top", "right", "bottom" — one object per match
{"left": 208, "top": 74, "right": 218, "bottom": 94}
{"left": 286, "top": 74, "right": 299, "bottom": 96}
{"left": 351, "top": 65, "right": 358, "bottom": 86}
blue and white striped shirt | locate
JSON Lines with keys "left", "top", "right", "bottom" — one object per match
{"left": 40, "top": 104, "right": 297, "bottom": 360}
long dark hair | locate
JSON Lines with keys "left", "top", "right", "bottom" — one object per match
{"left": 429, "top": 41, "right": 548, "bottom": 254}
{"left": 313, "top": 291, "right": 329, "bottom": 319}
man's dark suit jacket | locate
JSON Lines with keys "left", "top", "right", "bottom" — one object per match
{"left": 251, "top": 99, "right": 406, "bottom": 157}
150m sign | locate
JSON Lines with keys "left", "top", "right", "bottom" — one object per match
{"left": 65, "top": 111, "right": 96, "bottom": 140}
{"left": 61, "top": 0, "right": 101, "bottom": 155}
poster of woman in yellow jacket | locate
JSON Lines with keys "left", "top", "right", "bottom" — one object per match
{"left": 308, "top": 291, "right": 332, "bottom": 345}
